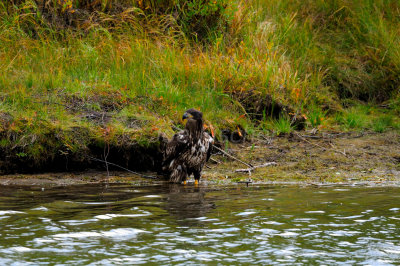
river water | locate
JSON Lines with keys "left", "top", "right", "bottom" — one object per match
{"left": 0, "top": 183, "right": 399, "bottom": 265}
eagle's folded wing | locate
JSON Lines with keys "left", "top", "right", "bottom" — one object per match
{"left": 163, "top": 130, "right": 189, "bottom": 168}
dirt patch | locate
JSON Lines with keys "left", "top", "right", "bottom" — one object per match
{"left": 205, "top": 131, "right": 400, "bottom": 184}
{"left": 63, "top": 93, "right": 129, "bottom": 113}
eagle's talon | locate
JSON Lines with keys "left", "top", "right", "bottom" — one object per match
{"left": 194, "top": 180, "right": 199, "bottom": 186}
{"left": 183, "top": 180, "right": 187, "bottom": 185}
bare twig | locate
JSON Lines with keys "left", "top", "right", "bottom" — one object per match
{"left": 213, "top": 145, "right": 254, "bottom": 168}
{"left": 235, "top": 162, "right": 277, "bottom": 173}
{"left": 301, "top": 135, "right": 322, "bottom": 139}
{"left": 296, "top": 132, "right": 327, "bottom": 150}
{"left": 348, "top": 132, "right": 365, "bottom": 139}
{"left": 260, "top": 135, "right": 273, "bottom": 144}
{"left": 295, "top": 132, "right": 346, "bottom": 156}
{"left": 104, "top": 141, "right": 110, "bottom": 179}
{"left": 210, "top": 158, "right": 222, "bottom": 164}
{"left": 87, "top": 156, "right": 159, "bottom": 179}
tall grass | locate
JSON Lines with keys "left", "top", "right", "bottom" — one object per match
{"left": 248, "top": 0, "right": 400, "bottom": 101}
{"left": 0, "top": 0, "right": 399, "bottom": 163}
{"left": 1, "top": 1, "right": 318, "bottom": 129}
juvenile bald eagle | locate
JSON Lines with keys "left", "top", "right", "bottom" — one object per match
{"left": 160, "top": 109, "right": 213, "bottom": 184}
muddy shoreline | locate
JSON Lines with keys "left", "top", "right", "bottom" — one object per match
{"left": 1, "top": 131, "right": 399, "bottom": 186}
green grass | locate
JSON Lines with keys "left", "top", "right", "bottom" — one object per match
{"left": 307, "top": 106, "right": 327, "bottom": 128}
{"left": 372, "top": 116, "right": 394, "bottom": 133}
{"left": 335, "top": 105, "right": 369, "bottom": 130}
{"left": 271, "top": 116, "right": 295, "bottom": 136}
{"left": 333, "top": 103, "right": 400, "bottom": 132}
{"left": 0, "top": 0, "right": 399, "bottom": 165}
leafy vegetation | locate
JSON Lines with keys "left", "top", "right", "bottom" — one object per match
{"left": 0, "top": 0, "right": 399, "bottom": 172}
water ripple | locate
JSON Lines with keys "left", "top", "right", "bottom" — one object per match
{"left": 1, "top": 184, "right": 400, "bottom": 265}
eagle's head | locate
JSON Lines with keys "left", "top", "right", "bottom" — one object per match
{"left": 182, "top": 108, "right": 203, "bottom": 121}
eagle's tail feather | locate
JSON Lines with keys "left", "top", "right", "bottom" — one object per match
{"left": 169, "top": 164, "right": 187, "bottom": 184}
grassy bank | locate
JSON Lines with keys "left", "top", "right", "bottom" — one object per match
{"left": 0, "top": 0, "right": 399, "bottom": 173}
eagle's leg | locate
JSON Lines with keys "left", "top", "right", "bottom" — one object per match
{"left": 182, "top": 171, "right": 189, "bottom": 185}
{"left": 183, "top": 169, "right": 193, "bottom": 185}
{"left": 194, "top": 171, "right": 201, "bottom": 186}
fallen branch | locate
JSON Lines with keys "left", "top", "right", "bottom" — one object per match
{"left": 213, "top": 145, "right": 254, "bottom": 168}
{"left": 235, "top": 162, "right": 277, "bottom": 173}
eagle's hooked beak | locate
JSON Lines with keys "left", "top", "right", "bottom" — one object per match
{"left": 182, "top": 112, "right": 192, "bottom": 120}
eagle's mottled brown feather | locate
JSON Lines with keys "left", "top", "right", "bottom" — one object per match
{"left": 161, "top": 109, "right": 213, "bottom": 184}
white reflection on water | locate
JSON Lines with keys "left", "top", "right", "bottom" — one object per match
{"left": 53, "top": 228, "right": 148, "bottom": 240}
{"left": 0, "top": 184, "right": 400, "bottom": 265}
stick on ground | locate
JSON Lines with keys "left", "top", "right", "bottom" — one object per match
{"left": 213, "top": 146, "right": 254, "bottom": 168}
{"left": 235, "top": 162, "right": 277, "bottom": 173}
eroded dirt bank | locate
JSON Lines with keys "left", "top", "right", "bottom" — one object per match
{"left": 1, "top": 131, "right": 399, "bottom": 186}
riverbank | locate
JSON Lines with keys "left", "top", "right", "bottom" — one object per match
{"left": 1, "top": 131, "right": 398, "bottom": 186}
{"left": 1, "top": 1, "right": 399, "bottom": 177}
